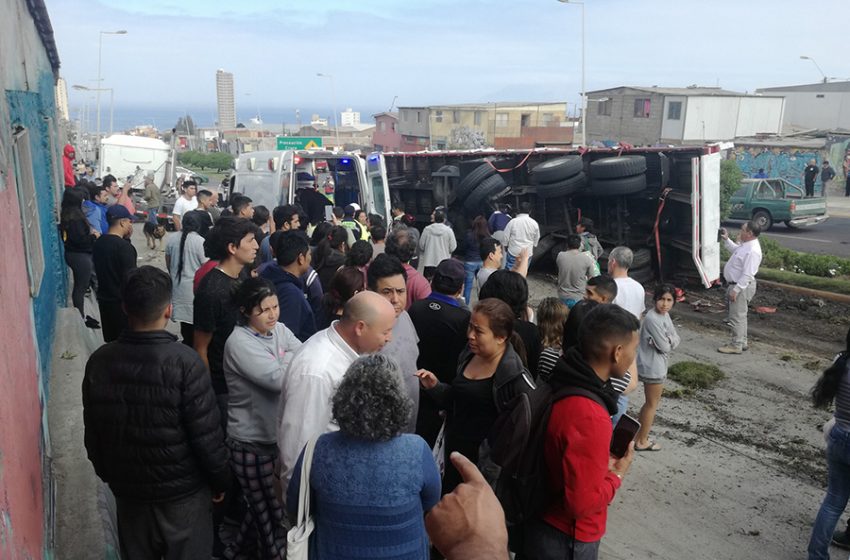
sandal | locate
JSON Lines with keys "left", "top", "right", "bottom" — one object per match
{"left": 635, "top": 440, "right": 661, "bottom": 452}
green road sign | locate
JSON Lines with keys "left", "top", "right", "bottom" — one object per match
{"left": 276, "top": 136, "right": 323, "bottom": 150}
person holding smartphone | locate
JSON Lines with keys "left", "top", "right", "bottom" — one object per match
{"left": 522, "top": 304, "right": 638, "bottom": 560}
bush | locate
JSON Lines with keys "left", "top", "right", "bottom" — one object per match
{"left": 758, "top": 237, "right": 850, "bottom": 278}
{"left": 720, "top": 159, "right": 743, "bottom": 220}
{"left": 668, "top": 361, "right": 726, "bottom": 389}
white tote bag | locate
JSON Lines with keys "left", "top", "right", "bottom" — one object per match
{"left": 287, "top": 437, "right": 318, "bottom": 560}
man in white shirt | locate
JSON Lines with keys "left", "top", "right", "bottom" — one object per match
{"left": 277, "top": 291, "right": 396, "bottom": 493}
{"left": 608, "top": 246, "right": 646, "bottom": 320}
{"left": 718, "top": 221, "right": 763, "bottom": 354}
{"left": 608, "top": 246, "right": 644, "bottom": 424}
{"left": 502, "top": 202, "right": 539, "bottom": 270}
{"left": 171, "top": 180, "right": 199, "bottom": 231}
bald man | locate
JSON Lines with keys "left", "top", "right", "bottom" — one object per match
{"left": 278, "top": 291, "right": 397, "bottom": 493}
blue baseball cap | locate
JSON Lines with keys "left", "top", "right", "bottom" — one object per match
{"left": 106, "top": 205, "right": 136, "bottom": 223}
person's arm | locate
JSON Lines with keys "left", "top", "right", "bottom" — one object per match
{"left": 225, "top": 330, "right": 286, "bottom": 392}
{"left": 644, "top": 314, "right": 673, "bottom": 354}
{"left": 181, "top": 356, "right": 230, "bottom": 495}
{"left": 279, "top": 372, "right": 335, "bottom": 489}
{"left": 193, "top": 330, "right": 212, "bottom": 371}
{"left": 623, "top": 368, "right": 639, "bottom": 395}
{"left": 420, "top": 439, "right": 442, "bottom": 512}
{"left": 585, "top": 253, "right": 598, "bottom": 278}
{"left": 416, "top": 369, "right": 454, "bottom": 409}
{"left": 193, "top": 289, "right": 218, "bottom": 371}
{"left": 425, "top": 452, "right": 509, "bottom": 560}
{"left": 559, "top": 405, "right": 625, "bottom": 519}
{"left": 419, "top": 229, "right": 427, "bottom": 252}
{"left": 120, "top": 243, "right": 138, "bottom": 273}
{"left": 172, "top": 213, "right": 183, "bottom": 231}
{"left": 668, "top": 319, "right": 681, "bottom": 350}
{"left": 449, "top": 231, "right": 457, "bottom": 253}
{"left": 532, "top": 223, "right": 540, "bottom": 247}
{"left": 511, "top": 247, "right": 529, "bottom": 277}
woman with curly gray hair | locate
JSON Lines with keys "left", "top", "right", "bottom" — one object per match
{"left": 287, "top": 354, "right": 441, "bottom": 559}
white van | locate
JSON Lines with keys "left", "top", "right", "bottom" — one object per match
{"left": 232, "top": 150, "right": 391, "bottom": 223}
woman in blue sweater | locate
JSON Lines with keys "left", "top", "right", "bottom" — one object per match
{"left": 288, "top": 354, "right": 441, "bottom": 559}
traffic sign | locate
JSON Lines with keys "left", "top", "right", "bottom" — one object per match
{"left": 277, "top": 136, "right": 323, "bottom": 150}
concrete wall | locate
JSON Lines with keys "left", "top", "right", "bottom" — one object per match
{"left": 0, "top": 0, "right": 67, "bottom": 557}
{"left": 586, "top": 88, "right": 664, "bottom": 145}
{"left": 397, "top": 107, "right": 429, "bottom": 137}
{"left": 736, "top": 97, "right": 784, "bottom": 137}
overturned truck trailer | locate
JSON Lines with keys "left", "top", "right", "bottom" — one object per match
{"left": 378, "top": 145, "right": 723, "bottom": 287}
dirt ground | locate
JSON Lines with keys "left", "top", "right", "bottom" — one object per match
{"left": 525, "top": 272, "right": 846, "bottom": 560}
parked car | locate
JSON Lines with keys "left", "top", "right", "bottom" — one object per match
{"left": 728, "top": 178, "right": 829, "bottom": 230}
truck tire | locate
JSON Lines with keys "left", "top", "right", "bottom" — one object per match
{"left": 590, "top": 156, "right": 647, "bottom": 180}
{"left": 530, "top": 234, "right": 560, "bottom": 268}
{"left": 455, "top": 163, "right": 497, "bottom": 202}
{"left": 463, "top": 174, "right": 508, "bottom": 214}
{"left": 629, "top": 265, "right": 655, "bottom": 284}
{"left": 632, "top": 247, "right": 651, "bottom": 269}
{"left": 530, "top": 156, "right": 583, "bottom": 184}
{"left": 752, "top": 209, "right": 773, "bottom": 231}
{"left": 536, "top": 172, "right": 587, "bottom": 198}
{"left": 590, "top": 174, "right": 647, "bottom": 196}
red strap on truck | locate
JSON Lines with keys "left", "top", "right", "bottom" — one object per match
{"left": 486, "top": 151, "right": 534, "bottom": 173}
{"left": 653, "top": 188, "right": 672, "bottom": 276}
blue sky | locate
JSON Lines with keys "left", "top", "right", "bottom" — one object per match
{"left": 52, "top": 0, "right": 846, "bottom": 121}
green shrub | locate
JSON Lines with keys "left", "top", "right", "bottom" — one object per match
{"left": 668, "top": 361, "right": 726, "bottom": 389}
{"left": 720, "top": 160, "right": 743, "bottom": 220}
{"left": 758, "top": 237, "right": 850, "bottom": 278}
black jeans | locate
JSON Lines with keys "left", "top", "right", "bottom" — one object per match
{"left": 845, "top": 176, "right": 850, "bottom": 197}
{"left": 98, "top": 300, "right": 127, "bottom": 342}
{"left": 116, "top": 487, "right": 213, "bottom": 560}
{"left": 64, "top": 251, "right": 92, "bottom": 318}
{"left": 520, "top": 519, "right": 600, "bottom": 560}
{"left": 180, "top": 322, "right": 194, "bottom": 348}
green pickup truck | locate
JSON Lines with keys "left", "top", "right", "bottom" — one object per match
{"left": 728, "top": 178, "right": 829, "bottom": 230}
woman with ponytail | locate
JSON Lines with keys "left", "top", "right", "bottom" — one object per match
{"left": 808, "top": 326, "right": 850, "bottom": 559}
{"left": 165, "top": 210, "right": 208, "bottom": 346}
{"left": 416, "top": 297, "right": 535, "bottom": 494}
{"left": 317, "top": 265, "right": 364, "bottom": 330}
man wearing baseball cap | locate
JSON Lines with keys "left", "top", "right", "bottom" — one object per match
{"left": 408, "top": 258, "right": 471, "bottom": 445}
{"left": 92, "top": 205, "right": 137, "bottom": 342}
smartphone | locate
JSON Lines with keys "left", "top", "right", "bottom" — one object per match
{"left": 610, "top": 414, "right": 641, "bottom": 458}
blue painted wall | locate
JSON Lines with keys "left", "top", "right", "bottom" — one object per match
{"left": 6, "top": 69, "right": 67, "bottom": 391}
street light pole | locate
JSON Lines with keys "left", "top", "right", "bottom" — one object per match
{"left": 95, "top": 30, "right": 127, "bottom": 152}
{"left": 316, "top": 73, "right": 340, "bottom": 147}
{"left": 800, "top": 55, "right": 828, "bottom": 84}
{"left": 557, "top": 0, "right": 585, "bottom": 146}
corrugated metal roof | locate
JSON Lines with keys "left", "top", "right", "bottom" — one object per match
{"left": 756, "top": 81, "right": 850, "bottom": 93}
{"left": 586, "top": 86, "right": 762, "bottom": 97}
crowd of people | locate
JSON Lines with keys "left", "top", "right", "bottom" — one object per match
{"left": 68, "top": 162, "right": 831, "bottom": 560}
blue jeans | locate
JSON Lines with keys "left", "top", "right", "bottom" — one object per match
{"left": 612, "top": 394, "right": 629, "bottom": 426}
{"left": 505, "top": 251, "right": 517, "bottom": 270}
{"left": 464, "top": 260, "right": 482, "bottom": 303}
{"left": 147, "top": 206, "right": 159, "bottom": 224}
{"left": 808, "top": 422, "right": 850, "bottom": 559}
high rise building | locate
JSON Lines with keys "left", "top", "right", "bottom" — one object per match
{"left": 341, "top": 107, "right": 361, "bottom": 127}
{"left": 216, "top": 69, "right": 236, "bottom": 129}
{"left": 55, "top": 77, "right": 70, "bottom": 121}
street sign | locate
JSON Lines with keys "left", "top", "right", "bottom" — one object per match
{"left": 276, "top": 136, "right": 323, "bottom": 150}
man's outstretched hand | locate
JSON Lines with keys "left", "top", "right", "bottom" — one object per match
{"left": 425, "top": 452, "right": 509, "bottom": 560}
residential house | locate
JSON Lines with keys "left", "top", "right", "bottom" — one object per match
{"left": 372, "top": 112, "right": 400, "bottom": 152}
{"left": 585, "top": 86, "right": 785, "bottom": 146}
{"left": 1, "top": 0, "right": 68, "bottom": 557}
{"left": 756, "top": 81, "right": 850, "bottom": 130}
{"left": 396, "top": 102, "right": 572, "bottom": 151}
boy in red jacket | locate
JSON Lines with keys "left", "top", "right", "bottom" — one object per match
{"left": 523, "top": 303, "right": 639, "bottom": 559}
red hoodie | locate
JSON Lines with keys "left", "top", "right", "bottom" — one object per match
{"left": 542, "top": 395, "right": 622, "bottom": 543}
{"left": 63, "top": 144, "right": 76, "bottom": 187}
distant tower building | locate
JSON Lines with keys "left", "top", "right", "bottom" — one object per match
{"left": 55, "top": 77, "right": 70, "bottom": 121}
{"left": 341, "top": 107, "right": 360, "bottom": 127}
{"left": 216, "top": 69, "right": 237, "bottom": 129}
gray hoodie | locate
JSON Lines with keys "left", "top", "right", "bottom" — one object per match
{"left": 419, "top": 222, "right": 457, "bottom": 268}
{"left": 223, "top": 323, "right": 302, "bottom": 444}
{"left": 636, "top": 309, "right": 680, "bottom": 380}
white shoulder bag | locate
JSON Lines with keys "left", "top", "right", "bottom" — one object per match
{"left": 287, "top": 437, "right": 318, "bottom": 560}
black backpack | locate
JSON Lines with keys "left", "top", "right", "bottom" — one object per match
{"left": 488, "top": 381, "right": 605, "bottom": 526}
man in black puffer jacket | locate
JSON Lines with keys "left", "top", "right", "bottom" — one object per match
{"left": 83, "top": 266, "right": 229, "bottom": 559}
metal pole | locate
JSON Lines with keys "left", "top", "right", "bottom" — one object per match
{"left": 580, "top": 1, "right": 586, "bottom": 146}
{"left": 96, "top": 32, "right": 103, "bottom": 154}
{"left": 109, "top": 88, "right": 114, "bottom": 135}
{"left": 330, "top": 76, "right": 340, "bottom": 147}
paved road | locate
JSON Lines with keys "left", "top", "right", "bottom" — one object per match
{"left": 724, "top": 216, "right": 850, "bottom": 258}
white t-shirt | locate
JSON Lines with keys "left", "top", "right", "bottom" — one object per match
{"left": 172, "top": 195, "right": 198, "bottom": 217}
{"left": 613, "top": 277, "right": 646, "bottom": 319}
